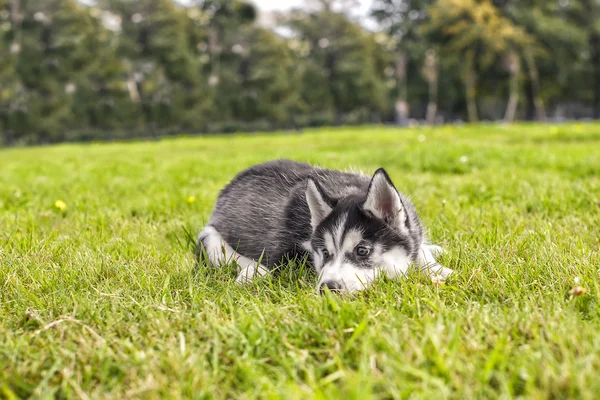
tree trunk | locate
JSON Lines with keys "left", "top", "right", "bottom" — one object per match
{"left": 523, "top": 50, "right": 546, "bottom": 122}
{"left": 423, "top": 49, "right": 438, "bottom": 126}
{"left": 464, "top": 51, "right": 478, "bottom": 123}
{"left": 395, "top": 51, "right": 409, "bottom": 126}
{"left": 426, "top": 76, "right": 438, "bottom": 125}
{"left": 590, "top": 33, "right": 600, "bottom": 119}
{"left": 504, "top": 79, "right": 518, "bottom": 123}
{"left": 504, "top": 51, "right": 520, "bottom": 123}
{"left": 465, "top": 78, "right": 478, "bottom": 123}
{"left": 208, "top": 29, "right": 221, "bottom": 87}
{"left": 10, "top": 0, "right": 23, "bottom": 54}
{"left": 426, "top": 100, "right": 437, "bottom": 126}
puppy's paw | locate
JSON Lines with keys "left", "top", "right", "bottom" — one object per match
{"left": 235, "top": 264, "right": 269, "bottom": 285}
{"left": 235, "top": 268, "right": 253, "bottom": 285}
{"left": 426, "top": 244, "right": 445, "bottom": 257}
{"left": 430, "top": 266, "right": 454, "bottom": 285}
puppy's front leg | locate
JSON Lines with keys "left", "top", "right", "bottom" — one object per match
{"left": 417, "top": 244, "right": 454, "bottom": 283}
{"left": 235, "top": 261, "right": 269, "bottom": 284}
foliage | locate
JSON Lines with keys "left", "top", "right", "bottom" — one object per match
{"left": 284, "top": 7, "right": 391, "bottom": 122}
{"left": 1, "top": 1, "right": 600, "bottom": 144}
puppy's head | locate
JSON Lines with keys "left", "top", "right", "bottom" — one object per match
{"left": 306, "top": 168, "right": 423, "bottom": 294}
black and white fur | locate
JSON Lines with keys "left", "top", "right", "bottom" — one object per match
{"left": 197, "top": 159, "right": 453, "bottom": 293}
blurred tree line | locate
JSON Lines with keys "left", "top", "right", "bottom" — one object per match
{"left": 0, "top": 0, "right": 599, "bottom": 145}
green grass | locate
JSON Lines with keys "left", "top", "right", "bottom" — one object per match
{"left": 1, "top": 123, "right": 599, "bottom": 399}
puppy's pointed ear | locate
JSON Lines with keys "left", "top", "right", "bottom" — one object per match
{"left": 363, "top": 168, "right": 408, "bottom": 232}
{"left": 306, "top": 178, "right": 333, "bottom": 230}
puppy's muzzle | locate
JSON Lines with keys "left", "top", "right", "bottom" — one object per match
{"left": 319, "top": 280, "right": 343, "bottom": 294}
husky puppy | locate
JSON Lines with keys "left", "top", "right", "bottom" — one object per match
{"left": 197, "top": 159, "right": 453, "bottom": 293}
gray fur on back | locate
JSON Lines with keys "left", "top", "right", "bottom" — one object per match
{"left": 202, "top": 159, "right": 423, "bottom": 268}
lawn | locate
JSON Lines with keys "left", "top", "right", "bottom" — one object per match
{"left": 1, "top": 124, "right": 599, "bottom": 399}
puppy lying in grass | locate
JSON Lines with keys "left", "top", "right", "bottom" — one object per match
{"left": 198, "top": 159, "right": 453, "bottom": 293}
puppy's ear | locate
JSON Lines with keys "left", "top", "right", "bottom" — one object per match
{"left": 363, "top": 168, "right": 408, "bottom": 233}
{"left": 306, "top": 178, "right": 333, "bottom": 230}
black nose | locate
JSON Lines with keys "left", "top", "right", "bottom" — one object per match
{"left": 319, "top": 281, "right": 343, "bottom": 294}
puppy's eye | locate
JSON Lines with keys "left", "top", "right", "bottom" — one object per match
{"left": 355, "top": 246, "right": 370, "bottom": 257}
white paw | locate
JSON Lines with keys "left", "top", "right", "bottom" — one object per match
{"left": 235, "top": 264, "right": 269, "bottom": 285}
{"left": 235, "top": 272, "right": 251, "bottom": 285}
{"left": 235, "top": 267, "right": 254, "bottom": 285}
{"left": 430, "top": 266, "right": 454, "bottom": 284}
{"left": 426, "top": 244, "right": 445, "bottom": 256}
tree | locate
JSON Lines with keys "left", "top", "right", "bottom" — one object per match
{"left": 0, "top": 0, "right": 20, "bottom": 144}
{"left": 284, "top": 4, "right": 391, "bottom": 125}
{"left": 424, "top": 0, "right": 538, "bottom": 122}
{"left": 371, "top": 0, "right": 436, "bottom": 124}
{"left": 209, "top": 25, "right": 303, "bottom": 127}
{"left": 2, "top": 0, "right": 600, "bottom": 145}
{"left": 496, "top": 0, "right": 586, "bottom": 121}
{"left": 3, "top": 0, "right": 116, "bottom": 142}
{"left": 560, "top": 0, "right": 600, "bottom": 118}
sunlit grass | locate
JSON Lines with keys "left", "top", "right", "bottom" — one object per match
{"left": 1, "top": 123, "right": 599, "bottom": 398}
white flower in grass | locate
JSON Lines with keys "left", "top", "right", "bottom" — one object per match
{"left": 459, "top": 155, "right": 469, "bottom": 163}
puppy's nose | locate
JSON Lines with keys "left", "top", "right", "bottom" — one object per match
{"left": 319, "top": 280, "right": 343, "bottom": 294}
